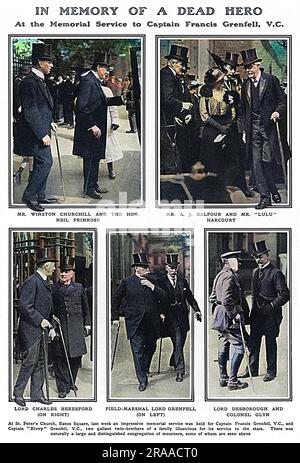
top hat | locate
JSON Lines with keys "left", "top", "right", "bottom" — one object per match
{"left": 240, "top": 48, "right": 262, "bottom": 67}
{"left": 224, "top": 52, "right": 239, "bottom": 68}
{"left": 204, "top": 67, "right": 225, "bottom": 86}
{"left": 92, "top": 52, "right": 111, "bottom": 68}
{"left": 166, "top": 253, "right": 180, "bottom": 267}
{"left": 165, "top": 45, "right": 189, "bottom": 64}
{"left": 60, "top": 257, "right": 76, "bottom": 272}
{"left": 36, "top": 257, "right": 57, "bottom": 266}
{"left": 251, "top": 240, "right": 270, "bottom": 257}
{"left": 220, "top": 250, "right": 242, "bottom": 260}
{"left": 131, "top": 253, "right": 150, "bottom": 267}
{"left": 32, "top": 43, "right": 52, "bottom": 63}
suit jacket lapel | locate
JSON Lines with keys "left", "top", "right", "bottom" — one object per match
{"left": 91, "top": 72, "right": 106, "bottom": 102}
{"left": 259, "top": 73, "right": 267, "bottom": 100}
{"left": 35, "top": 272, "right": 51, "bottom": 291}
{"left": 246, "top": 79, "right": 251, "bottom": 105}
{"left": 33, "top": 73, "right": 53, "bottom": 109}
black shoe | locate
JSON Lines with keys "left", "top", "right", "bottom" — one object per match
{"left": 126, "top": 130, "right": 136, "bottom": 133}
{"left": 14, "top": 171, "right": 22, "bottom": 185}
{"left": 242, "top": 188, "right": 255, "bottom": 198}
{"left": 95, "top": 185, "right": 108, "bottom": 194}
{"left": 263, "top": 373, "right": 276, "bottom": 382}
{"left": 176, "top": 373, "right": 184, "bottom": 382}
{"left": 271, "top": 193, "right": 281, "bottom": 204}
{"left": 219, "top": 378, "right": 229, "bottom": 387}
{"left": 22, "top": 198, "right": 45, "bottom": 212}
{"left": 70, "top": 385, "right": 78, "bottom": 391}
{"left": 108, "top": 169, "right": 116, "bottom": 180}
{"left": 238, "top": 370, "right": 258, "bottom": 379}
{"left": 86, "top": 190, "right": 103, "bottom": 200}
{"left": 228, "top": 380, "right": 248, "bottom": 390}
{"left": 255, "top": 197, "right": 272, "bottom": 210}
{"left": 32, "top": 397, "right": 53, "bottom": 405}
{"left": 138, "top": 382, "right": 147, "bottom": 392}
{"left": 14, "top": 396, "right": 26, "bottom": 407}
{"left": 58, "top": 392, "right": 68, "bottom": 398}
{"left": 39, "top": 197, "right": 59, "bottom": 204}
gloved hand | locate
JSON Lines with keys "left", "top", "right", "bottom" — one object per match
{"left": 48, "top": 328, "right": 56, "bottom": 341}
{"left": 112, "top": 124, "right": 119, "bottom": 131}
{"left": 195, "top": 311, "right": 202, "bottom": 322}
{"left": 174, "top": 117, "right": 183, "bottom": 126}
{"left": 184, "top": 114, "right": 192, "bottom": 124}
{"left": 140, "top": 278, "right": 155, "bottom": 291}
{"left": 84, "top": 325, "right": 91, "bottom": 336}
{"left": 51, "top": 122, "right": 58, "bottom": 132}
{"left": 160, "top": 314, "right": 166, "bottom": 323}
{"left": 112, "top": 320, "right": 120, "bottom": 328}
{"left": 41, "top": 319, "right": 52, "bottom": 329}
{"left": 182, "top": 102, "right": 193, "bottom": 111}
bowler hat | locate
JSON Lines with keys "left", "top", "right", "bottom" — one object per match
{"left": 166, "top": 253, "right": 180, "bottom": 267}
{"left": 204, "top": 67, "right": 225, "bottom": 86}
{"left": 32, "top": 43, "right": 52, "bottom": 63}
{"left": 189, "top": 80, "right": 200, "bottom": 90}
{"left": 92, "top": 51, "right": 111, "bottom": 68}
{"left": 36, "top": 257, "right": 57, "bottom": 265}
{"left": 165, "top": 44, "right": 189, "bottom": 64}
{"left": 220, "top": 250, "right": 242, "bottom": 259}
{"left": 224, "top": 52, "right": 239, "bottom": 68}
{"left": 240, "top": 48, "right": 262, "bottom": 67}
{"left": 131, "top": 253, "right": 150, "bottom": 267}
{"left": 251, "top": 240, "right": 270, "bottom": 257}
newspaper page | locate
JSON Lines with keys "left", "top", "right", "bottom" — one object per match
{"left": 1, "top": 0, "right": 299, "bottom": 454}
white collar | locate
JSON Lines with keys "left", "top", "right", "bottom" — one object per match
{"left": 36, "top": 269, "right": 47, "bottom": 280}
{"left": 167, "top": 274, "right": 177, "bottom": 285}
{"left": 32, "top": 68, "right": 44, "bottom": 80}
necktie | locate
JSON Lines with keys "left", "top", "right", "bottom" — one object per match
{"left": 171, "top": 277, "right": 176, "bottom": 288}
{"left": 258, "top": 268, "right": 264, "bottom": 279}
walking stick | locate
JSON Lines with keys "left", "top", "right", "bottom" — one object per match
{"left": 111, "top": 323, "right": 120, "bottom": 371}
{"left": 275, "top": 120, "right": 287, "bottom": 189}
{"left": 157, "top": 317, "right": 165, "bottom": 375}
{"left": 53, "top": 130, "right": 66, "bottom": 201}
{"left": 42, "top": 329, "right": 50, "bottom": 401}
{"left": 239, "top": 320, "right": 254, "bottom": 392}
{"left": 55, "top": 317, "right": 77, "bottom": 397}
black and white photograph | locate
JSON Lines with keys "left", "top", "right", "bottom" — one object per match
{"left": 158, "top": 37, "right": 291, "bottom": 208}
{"left": 108, "top": 229, "right": 200, "bottom": 400}
{"left": 205, "top": 229, "right": 291, "bottom": 400}
{"left": 10, "top": 36, "right": 143, "bottom": 209}
{"left": 9, "top": 229, "right": 96, "bottom": 404}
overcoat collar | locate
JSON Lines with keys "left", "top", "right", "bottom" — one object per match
{"left": 35, "top": 271, "right": 52, "bottom": 291}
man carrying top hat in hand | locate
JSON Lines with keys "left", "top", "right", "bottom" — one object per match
{"left": 13, "top": 257, "right": 57, "bottom": 406}
{"left": 239, "top": 240, "right": 289, "bottom": 382}
{"left": 160, "top": 44, "right": 193, "bottom": 174}
{"left": 157, "top": 253, "right": 202, "bottom": 383}
{"left": 14, "top": 43, "right": 58, "bottom": 211}
{"left": 51, "top": 259, "right": 91, "bottom": 398}
{"left": 73, "top": 52, "right": 126, "bottom": 200}
{"left": 111, "top": 253, "right": 167, "bottom": 392}
{"left": 210, "top": 250, "right": 250, "bottom": 390}
{"left": 240, "top": 48, "right": 289, "bottom": 209}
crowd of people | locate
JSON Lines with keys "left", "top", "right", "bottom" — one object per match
{"left": 12, "top": 43, "right": 138, "bottom": 210}
{"left": 160, "top": 44, "right": 291, "bottom": 208}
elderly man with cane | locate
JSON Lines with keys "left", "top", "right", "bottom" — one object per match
{"left": 13, "top": 257, "right": 57, "bottom": 406}
{"left": 210, "top": 250, "right": 250, "bottom": 390}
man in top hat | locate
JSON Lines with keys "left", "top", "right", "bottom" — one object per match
{"left": 157, "top": 253, "right": 202, "bottom": 382}
{"left": 73, "top": 52, "right": 126, "bottom": 200}
{"left": 111, "top": 253, "right": 167, "bottom": 392}
{"left": 240, "top": 48, "right": 289, "bottom": 209}
{"left": 14, "top": 43, "right": 58, "bottom": 212}
{"left": 51, "top": 259, "right": 91, "bottom": 398}
{"left": 210, "top": 250, "right": 249, "bottom": 390}
{"left": 13, "top": 257, "right": 57, "bottom": 406}
{"left": 239, "top": 240, "right": 289, "bottom": 382}
{"left": 160, "top": 44, "right": 194, "bottom": 174}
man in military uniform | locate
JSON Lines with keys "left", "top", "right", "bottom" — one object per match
{"left": 157, "top": 253, "right": 202, "bottom": 382}
{"left": 13, "top": 258, "right": 57, "bottom": 406}
{"left": 160, "top": 44, "right": 193, "bottom": 174}
{"left": 111, "top": 253, "right": 167, "bottom": 392}
{"left": 239, "top": 240, "right": 289, "bottom": 382}
{"left": 210, "top": 251, "right": 249, "bottom": 390}
{"left": 51, "top": 261, "right": 91, "bottom": 398}
{"left": 14, "top": 43, "right": 58, "bottom": 211}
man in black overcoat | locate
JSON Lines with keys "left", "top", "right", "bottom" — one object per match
{"left": 239, "top": 240, "right": 289, "bottom": 382}
{"left": 157, "top": 254, "right": 202, "bottom": 382}
{"left": 73, "top": 52, "right": 125, "bottom": 199}
{"left": 111, "top": 253, "right": 167, "bottom": 392}
{"left": 14, "top": 43, "right": 58, "bottom": 212}
{"left": 160, "top": 45, "right": 193, "bottom": 174}
{"left": 51, "top": 262, "right": 91, "bottom": 398}
{"left": 13, "top": 258, "right": 57, "bottom": 406}
{"left": 240, "top": 48, "right": 290, "bottom": 209}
